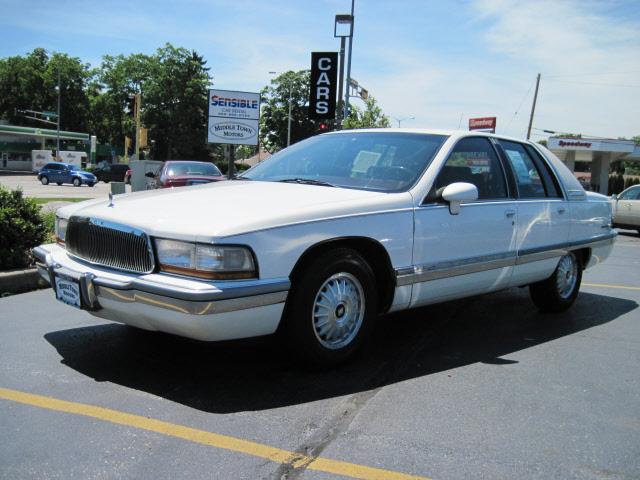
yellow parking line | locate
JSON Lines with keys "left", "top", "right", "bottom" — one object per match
{"left": 0, "top": 387, "right": 429, "bottom": 480}
{"left": 583, "top": 282, "right": 640, "bottom": 291}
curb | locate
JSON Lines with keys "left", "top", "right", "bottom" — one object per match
{"left": 0, "top": 268, "right": 49, "bottom": 296}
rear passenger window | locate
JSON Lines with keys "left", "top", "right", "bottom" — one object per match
{"left": 429, "top": 137, "right": 507, "bottom": 202}
{"left": 499, "top": 140, "right": 547, "bottom": 198}
{"left": 524, "top": 145, "right": 562, "bottom": 198}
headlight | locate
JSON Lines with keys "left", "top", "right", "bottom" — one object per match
{"left": 55, "top": 217, "right": 68, "bottom": 244}
{"left": 155, "top": 239, "right": 256, "bottom": 279}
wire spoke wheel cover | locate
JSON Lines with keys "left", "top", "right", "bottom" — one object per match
{"left": 312, "top": 272, "right": 365, "bottom": 350}
{"left": 556, "top": 254, "right": 578, "bottom": 299}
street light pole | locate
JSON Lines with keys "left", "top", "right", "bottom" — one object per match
{"left": 343, "top": 0, "right": 355, "bottom": 122}
{"left": 56, "top": 68, "right": 61, "bottom": 159}
{"left": 394, "top": 116, "right": 415, "bottom": 128}
{"left": 337, "top": 36, "right": 346, "bottom": 126}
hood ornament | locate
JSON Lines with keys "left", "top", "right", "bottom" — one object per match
{"left": 108, "top": 192, "right": 114, "bottom": 207}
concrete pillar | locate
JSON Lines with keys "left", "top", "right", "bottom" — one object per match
{"left": 590, "top": 153, "right": 611, "bottom": 195}
{"left": 564, "top": 151, "right": 575, "bottom": 172}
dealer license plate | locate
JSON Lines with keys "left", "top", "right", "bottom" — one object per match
{"left": 55, "top": 276, "right": 81, "bottom": 309}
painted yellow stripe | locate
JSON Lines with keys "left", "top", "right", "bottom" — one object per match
{"left": 583, "top": 282, "right": 640, "bottom": 292}
{"left": 0, "top": 387, "right": 428, "bottom": 480}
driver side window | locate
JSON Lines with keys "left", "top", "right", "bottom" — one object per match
{"left": 427, "top": 137, "right": 507, "bottom": 203}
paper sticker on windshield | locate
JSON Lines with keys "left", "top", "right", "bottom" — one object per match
{"left": 352, "top": 151, "right": 382, "bottom": 174}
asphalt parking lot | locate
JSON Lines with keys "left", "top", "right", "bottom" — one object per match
{"left": 0, "top": 173, "right": 130, "bottom": 199}
{"left": 1, "top": 232, "right": 639, "bottom": 479}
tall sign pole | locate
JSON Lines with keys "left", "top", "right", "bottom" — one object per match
{"left": 337, "top": 36, "right": 346, "bottom": 126}
{"left": 343, "top": 0, "right": 355, "bottom": 122}
{"left": 526, "top": 73, "right": 541, "bottom": 140}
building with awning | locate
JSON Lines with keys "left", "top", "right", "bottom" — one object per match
{"left": 548, "top": 137, "right": 640, "bottom": 195}
{"left": 0, "top": 124, "right": 90, "bottom": 170}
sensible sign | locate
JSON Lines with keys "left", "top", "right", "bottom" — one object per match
{"left": 309, "top": 52, "right": 338, "bottom": 119}
{"left": 207, "top": 89, "right": 260, "bottom": 146}
{"left": 469, "top": 117, "right": 497, "bottom": 133}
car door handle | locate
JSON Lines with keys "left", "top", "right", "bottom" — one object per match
{"left": 505, "top": 209, "right": 516, "bottom": 218}
{"left": 557, "top": 207, "right": 566, "bottom": 214}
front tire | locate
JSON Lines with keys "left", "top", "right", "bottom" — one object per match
{"left": 530, "top": 251, "right": 582, "bottom": 312}
{"left": 40, "top": 176, "right": 49, "bottom": 185}
{"left": 72, "top": 177, "right": 81, "bottom": 187}
{"left": 282, "top": 248, "right": 377, "bottom": 367}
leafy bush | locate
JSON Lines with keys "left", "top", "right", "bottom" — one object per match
{"left": 0, "top": 186, "right": 48, "bottom": 270}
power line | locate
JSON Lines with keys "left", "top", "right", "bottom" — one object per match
{"left": 505, "top": 80, "right": 535, "bottom": 131}
{"left": 544, "top": 70, "right": 640, "bottom": 78}
{"left": 545, "top": 79, "right": 640, "bottom": 88}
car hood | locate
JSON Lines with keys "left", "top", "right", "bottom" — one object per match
{"left": 57, "top": 180, "right": 413, "bottom": 240}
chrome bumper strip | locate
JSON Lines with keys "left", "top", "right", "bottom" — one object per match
{"left": 396, "top": 232, "right": 616, "bottom": 286}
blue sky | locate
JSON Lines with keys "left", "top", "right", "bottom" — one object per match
{"left": 2, "top": 0, "right": 639, "bottom": 139}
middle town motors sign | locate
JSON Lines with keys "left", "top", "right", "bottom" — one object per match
{"left": 207, "top": 89, "right": 260, "bottom": 146}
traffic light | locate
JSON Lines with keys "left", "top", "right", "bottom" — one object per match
{"left": 127, "top": 95, "right": 136, "bottom": 117}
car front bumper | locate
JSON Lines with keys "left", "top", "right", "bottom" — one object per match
{"left": 33, "top": 244, "right": 289, "bottom": 341}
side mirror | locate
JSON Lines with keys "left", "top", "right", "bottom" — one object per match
{"left": 145, "top": 171, "right": 156, "bottom": 178}
{"left": 441, "top": 182, "right": 478, "bottom": 215}
{"left": 611, "top": 194, "right": 618, "bottom": 201}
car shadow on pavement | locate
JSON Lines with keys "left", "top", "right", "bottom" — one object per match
{"left": 44, "top": 287, "right": 637, "bottom": 413}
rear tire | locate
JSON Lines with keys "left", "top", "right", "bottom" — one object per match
{"left": 87, "top": 182, "right": 95, "bottom": 187}
{"left": 40, "top": 176, "right": 49, "bottom": 185}
{"left": 530, "top": 251, "right": 582, "bottom": 312}
{"left": 56, "top": 182, "right": 62, "bottom": 186}
{"left": 72, "top": 177, "right": 81, "bottom": 187}
{"left": 282, "top": 248, "right": 377, "bottom": 367}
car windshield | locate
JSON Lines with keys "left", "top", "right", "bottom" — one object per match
{"left": 241, "top": 132, "right": 447, "bottom": 192}
{"left": 68, "top": 165, "right": 81, "bottom": 171}
{"left": 166, "top": 162, "right": 221, "bottom": 177}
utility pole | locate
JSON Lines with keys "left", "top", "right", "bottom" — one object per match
{"left": 343, "top": 0, "right": 355, "bottom": 122}
{"left": 526, "top": 73, "right": 541, "bottom": 140}
{"left": 56, "top": 69, "right": 61, "bottom": 159}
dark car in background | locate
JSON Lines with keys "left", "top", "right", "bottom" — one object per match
{"left": 147, "top": 160, "right": 225, "bottom": 188}
{"left": 37, "top": 162, "right": 96, "bottom": 187}
{"left": 92, "top": 163, "right": 130, "bottom": 183}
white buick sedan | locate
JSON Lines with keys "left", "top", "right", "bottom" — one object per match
{"left": 35, "top": 129, "right": 615, "bottom": 365}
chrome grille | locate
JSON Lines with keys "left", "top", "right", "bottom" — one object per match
{"left": 66, "top": 217, "right": 155, "bottom": 274}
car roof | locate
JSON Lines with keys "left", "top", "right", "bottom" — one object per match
{"left": 324, "top": 128, "right": 533, "bottom": 145}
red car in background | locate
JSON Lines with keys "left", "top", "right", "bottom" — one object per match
{"left": 146, "top": 160, "right": 226, "bottom": 188}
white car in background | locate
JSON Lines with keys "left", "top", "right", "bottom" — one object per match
{"left": 34, "top": 129, "right": 615, "bottom": 366}
{"left": 611, "top": 185, "right": 640, "bottom": 234}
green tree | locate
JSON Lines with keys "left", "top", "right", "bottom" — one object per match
{"left": 0, "top": 49, "right": 93, "bottom": 133}
{"left": 342, "top": 96, "right": 390, "bottom": 129}
{"left": 87, "top": 53, "right": 153, "bottom": 149}
{"left": 260, "top": 70, "right": 327, "bottom": 152}
{"left": 142, "top": 44, "right": 211, "bottom": 160}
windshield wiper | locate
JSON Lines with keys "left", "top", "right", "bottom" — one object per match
{"left": 231, "top": 175, "right": 251, "bottom": 180}
{"left": 278, "top": 178, "right": 335, "bottom": 187}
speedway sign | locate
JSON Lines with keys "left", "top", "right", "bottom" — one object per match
{"left": 207, "top": 89, "right": 260, "bottom": 146}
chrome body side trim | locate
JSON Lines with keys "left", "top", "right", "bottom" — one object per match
{"left": 395, "top": 232, "right": 616, "bottom": 285}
